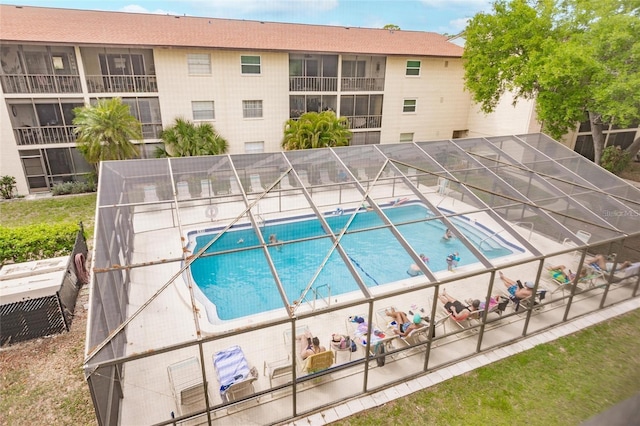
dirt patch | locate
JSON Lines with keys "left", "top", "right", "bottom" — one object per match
{"left": 0, "top": 286, "right": 96, "bottom": 426}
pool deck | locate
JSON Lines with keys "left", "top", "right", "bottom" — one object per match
{"left": 110, "top": 183, "right": 639, "bottom": 425}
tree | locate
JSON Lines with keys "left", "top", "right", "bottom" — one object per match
{"left": 383, "top": 24, "right": 400, "bottom": 30}
{"left": 281, "top": 111, "right": 352, "bottom": 150}
{"left": 463, "top": 0, "right": 640, "bottom": 165}
{"left": 73, "top": 97, "right": 142, "bottom": 171}
{"left": 156, "top": 118, "right": 228, "bottom": 157}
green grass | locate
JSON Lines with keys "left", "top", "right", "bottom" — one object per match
{"left": 0, "top": 193, "right": 97, "bottom": 239}
{"left": 337, "top": 309, "right": 640, "bottom": 425}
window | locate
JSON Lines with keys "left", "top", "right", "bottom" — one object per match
{"left": 187, "top": 54, "right": 211, "bottom": 75}
{"left": 406, "top": 60, "right": 421, "bottom": 76}
{"left": 241, "top": 55, "right": 261, "bottom": 74}
{"left": 245, "top": 141, "right": 264, "bottom": 153}
{"left": 243, "top": 100, "right": 263, "bottom": 118}
{"left": 399, "top": 133, "right": 414, "bottom": 143}
{"left": 403, "top": 99, "right": 417, "bottom": 113}
{"left": 192, "top": 101, "right": 215, "bottom": 120}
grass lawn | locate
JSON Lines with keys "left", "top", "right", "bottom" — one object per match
{"left": 338, "top": 309, "right": 640, "bottom": 425}
{"left": 0, "top": 193, "right": 97, "bottom": 239}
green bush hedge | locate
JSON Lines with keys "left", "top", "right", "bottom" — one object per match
{"left": 52, "top": 180, "right": 96, "bottom": 196}
{"left": 0, "top": 223, "right": 80, "bottom": 264}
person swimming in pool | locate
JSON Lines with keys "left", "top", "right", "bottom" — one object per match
{"left": 268, "top": 233, "right": 282, "bottom": 251}
{"left": 443, "top": 228, "right": 454, "bottom": 240}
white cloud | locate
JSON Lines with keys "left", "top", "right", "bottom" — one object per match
{"left": 120, "top": 5, "right": 179, "bottom": 15}
{"left": 185, "top": 0, "right": 338, "bottom": 14}
{"left": 420, "top": 0, "right": 491, "bottom": 9}
{"left": 449, "top": 17, "right": 470, "bottom": 33}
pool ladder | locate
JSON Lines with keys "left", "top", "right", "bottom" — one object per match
{"left": 299, "top": 284, "right": 332, "bottom": 310}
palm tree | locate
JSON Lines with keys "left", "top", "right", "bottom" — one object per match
{"left": 73, "top": 98, "right": 142, "bottom": 171}
{"left": 157, "top": 118, "right": 228, "bottom": 157}
{"left": 281, "top": 111, "right": 352, "bottom": 150}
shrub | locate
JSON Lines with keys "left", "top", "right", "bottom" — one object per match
{"left": 600, "top": 145, "right": 631, "bottom": 175}
{"left": 0, "top": 223, "right": 80, "bottom": 264}
{"left": 0, "top": 175, "right": 17, "bottom": 199}
{"left": 52, "top": 180, "right": 96, "bottom": 196}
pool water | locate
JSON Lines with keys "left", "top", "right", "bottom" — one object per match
{"left": 188, "top": 204, "right": 518, "bottom": 321}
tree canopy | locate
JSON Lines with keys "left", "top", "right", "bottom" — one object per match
{"left": 156, "top": 118, "right": 228, "bottom": 157}
{"left": 73, "top": 97, "right": 142, "bottom": 169}
{"left": 463, "top": 0, "right": 640, "bottom": 164}
{"left": 281, "top": 111, "right": 352, "bottom": 150}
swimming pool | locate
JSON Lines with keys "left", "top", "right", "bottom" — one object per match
{"left": 185, "top": 203, "right": 523, "bottom": 322}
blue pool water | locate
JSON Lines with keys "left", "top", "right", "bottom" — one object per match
{"left": 187, "top": 204, "right": 521, "bottom": 321}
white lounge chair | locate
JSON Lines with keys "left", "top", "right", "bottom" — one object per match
{"left": 297, "top": 170, "right": 312, "bottom": 187}
{"left": 143, "top": 184, "right": 159, "bottom": 202}
{"left": 176, "top": 181, "right": 190, "bottom": 200}
{"left": 213, "top": 345, "right": 258, "bottom": 403}
{"left": 229, "top": 176, "right": 241, "bottom": 194}
{"left": 167, "top": 357, "right": 208, "bottom": 416}
{"left": 200, "top": 179, "right": 213, "bottom": 197}
{"left": 249, "top": 174, "right": 264, "bottom": 192}
{"left": 319, "top": 169, "right": 334, "bottom": 185}
{"left": 357, "top": 168, "right": 368, "bottom": 181}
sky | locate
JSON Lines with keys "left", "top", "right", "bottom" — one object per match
{"left": 1, "top": 0, "right": 494, "bottom": 35}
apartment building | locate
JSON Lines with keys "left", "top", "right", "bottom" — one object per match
{"left": 0, "top": 6, "right": 562, "bottom": 196}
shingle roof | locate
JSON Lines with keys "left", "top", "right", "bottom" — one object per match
{"left": 0, "top": 4, "right": 463, "bottom": 57}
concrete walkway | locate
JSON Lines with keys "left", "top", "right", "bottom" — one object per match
{"left": 283, "top": 297, "right": 640, "bottom": 425}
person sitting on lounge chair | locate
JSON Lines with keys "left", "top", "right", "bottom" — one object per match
{"left": 296, "top": 330, "right": 326, "bottom": 360}
{"left": 499, "top": 271, "right": 534, "bottom": 300}
{"left": 547, "top": 264, "right": 587, "bottom": 283}
{"left": 588, "top": 255, "right": 632, "bottom": 273}
{"left": 438, "top": 289, "right": 479, "bottom": 321}
{"left": 385, "top": 308, "right": 423, "bottom": 337}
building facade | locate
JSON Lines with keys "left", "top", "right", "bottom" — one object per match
{"left": 3, "top": 5, "right": 634, "bottom": 197}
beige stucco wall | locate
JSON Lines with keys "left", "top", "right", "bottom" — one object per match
{"left": 466, "top": 91, "right": 541, "bottom": 139}
{"left": 380, "top": 57, "right": 471, "bottom": 143}
{"left": 153, "top": 48, "right": 291, "bottom": 154}
{"left": 0, "top": 93, "right": 28, "bottom": 195}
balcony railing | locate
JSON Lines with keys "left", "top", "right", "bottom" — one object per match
{"left": 1, "top": 74, "right": 82, "bottom": 94}
{"left": 14, "top": 125, "right": 76, "bottom": 146}
{"left": 289, "top": 76, "right": 338, "bottom": 92}
{"left": 345, "top": 115, "right": 382, "bottom": 129}
{"left": 85, "top": 75, "right": 158, "bottom": 93}
{"left": 341, "top": 77, "right": 384, "bottom": 91}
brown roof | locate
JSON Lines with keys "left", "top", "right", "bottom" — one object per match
{"left": 0, "top": 4, "right": 463, "bottom": 57}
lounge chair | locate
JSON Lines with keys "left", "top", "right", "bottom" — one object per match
{"left": 176, "top": 181, "right": 190, "bottom": 200}
{"left": 167, "top": 357, "right": 208, "bottom": 416}
{"left": 441, "top": 305, "right": 484, "bottom": 333}
{"left": 375, "top": 306, "right": 429, "bottom": 346}
{"left": 357, "top": 168, "right": 368, "bottom": 181}
{"left": 301, "top": 350, "right": 334, "bottom": 374}
{"left": 249, "top": 174, "right": 264, "bottom": 192}
{"left": 407, "top": 167, "right": 419, "bottom": 186}
{"left": 279, "top": 175, "right": 294, "bottom": 190}
{"left": 212, "top": 345, "right": 258, "bottom": 403}
{"left": 228, "top": 176, "right": 242, "bottom": 194}
{"left": 319, "top": 169, "right": 334, "bottom": 185}
{"left": 297, "top": 170, "right": 312, "bottom": 187}
{"left": 437, "top": 177, "right": 449, "bottom": 195}
{"left": 512, "top": 289, "right": 547, "bottom": 313}
{"left": 143, "top": 184, "right": 159, "bottom": 202}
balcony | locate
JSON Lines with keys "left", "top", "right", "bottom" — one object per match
{"left": 14, "top": 125, "right": 76, "bottom": 146}
{"left": 341, "top": 77, "right": 384, "bottom": 92}
{"left": 345, "top": 115, "right": 382, "bottom": 129}
{"left": 85, "top": 75, "right": 158, "bottom": 93}
{"left": 1, "top": 74, "right": 82, "bottom": 94}
{"left": 289, "top": 76, "right": 338, "bottom": 92}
